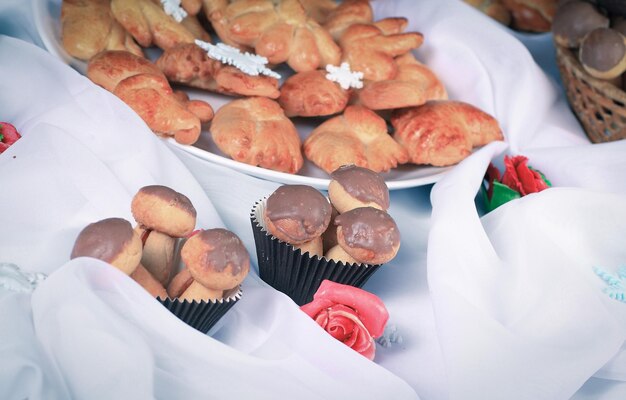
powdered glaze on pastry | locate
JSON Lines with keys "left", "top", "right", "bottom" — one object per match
{"left": 265, "top": 185, "right": 332, "bottom": 244}
{"left": 330, "top": 165, "right": 389, "bottom": 211}
{"left": 335, "top": 207, "right": 400, "bottom": 264}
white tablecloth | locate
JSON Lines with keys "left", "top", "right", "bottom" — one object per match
{"left": 2, "top": 0, "right": 626, "bottom": 399}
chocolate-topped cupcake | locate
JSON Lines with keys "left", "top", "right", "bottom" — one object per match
{"left": 251, "top": 183, "right": 385, "bottom": 305}
{"left": 328, "top": 165, "right": 390, "bottom": 213}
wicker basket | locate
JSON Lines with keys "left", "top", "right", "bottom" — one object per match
{"left": 555, "top": 43, "right": 626, "bottom": 143}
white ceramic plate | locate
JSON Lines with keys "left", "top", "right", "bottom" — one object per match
{"left": 33, "top": 0, "right": 451, "bottom": 190}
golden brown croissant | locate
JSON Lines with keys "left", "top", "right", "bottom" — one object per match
{"left": 354, "top": 53, "right": 447, "bottom": 110}
{"left": 87, "top": 50, "right": 213, "bottom": 145}
{"left": 339, "top": 18, "right": 423, "bottom": 82}
{"left": 61, "top": 0, "right": 143, "bottom": 60}
{"left": 110, "top": 0, "right": 199, "bottom": 50}
{"left": 304, "top": 105, "right": 409, "bottom": 173}
{"left": 210, "top": 97, "right": 303, "bottom": 173}
{"left": 203, "top": 0, "right": 341, "bottom": 72}
{"left": 181, "top": 0, "right": 203, "bottom": 15}
{"left": 278, "top": 70, "right": 349, "bottom": 117}
{"left": 391, "top": 100, "right": 504, "bottom": 167}
{"left": 156, "top": 43, "right": 280, "bottom": 98}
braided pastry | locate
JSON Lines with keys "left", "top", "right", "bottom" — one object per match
{"left": 61, "top": 0, "right": 143, "bottom": 60}
{"left": 339, "top": 17, "right": 423, "bottom": 82}
{"left": 203, "top": 0, "right": 341, "bottom": 72}
{"left": 111, "top": 0, "right": 199, "bottom": 50}
{"left": 156, "top": 43, "right": 280, "bottom": 98}
{"left": 323, "top": 0, "right": 373, "bottom": 40}
{"left": 87, "top": 50, "right": 213, "bottom": 145}
{"left": 304, "top": 105, "right": 409, "bottom": 173}
{"left": 210, "top": 97, "right": 304, "bottom": 173}
{"left": 354, "top": 53, "right": 447, "bottom": 110}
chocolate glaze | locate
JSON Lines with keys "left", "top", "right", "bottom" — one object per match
{"left": 335, "top": 207, "right": 400, "bottom": 254}
{"left": 197, "top": 229, "right": 249, "bottom": 276}
{"left": 553, "top": 2, "right": 609, "bottom": 47}
{"left": 71, "top": 218, "right": 134, "bottom": 262}
{"left": 581, "top": 28, "right": 626, "bottom": 72}
{"left": 331, "top": 165, "right": 389, "bottom": 209}
{"left": 139, "top": 185, "right": 197, "bottom": 218}
{"left": 266, "top": 185, "right": 332, "bottom": 236}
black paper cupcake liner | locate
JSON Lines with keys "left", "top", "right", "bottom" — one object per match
{"left": 157, "top": 286, "right": 242, "bottom": 333}
{"left": 250, "top": 199, "right": 382, "bottom": 306}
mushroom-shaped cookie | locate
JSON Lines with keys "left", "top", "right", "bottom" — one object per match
{"left": 131, "top": 185, "right": 197, "bottom": 285}
{"left": 278, "top": 70, "right": 350, "bottom": 117}
{"left": 178, "top": 229, "right": 250, "bottom": 301}
{"left": 552, "top": 1, "right": 609, "bottom": 48}
{"left": 325, "top": 207, "right": 400, "bottom": 265}
{"left": 328, "top": 165, "right": 389, "bottom": 214}
{"left": 580, "top": 28, "right": 626, "bottom": 80}
{"left": 70, "top": 217, "right": 142, "bottom": 275}
{"left": 264, "top": 184, "right": 332, "bottom": 257}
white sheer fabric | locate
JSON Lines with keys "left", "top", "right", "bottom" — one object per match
{"left": 1, "top": 0, "right": 626, "bottom": 399}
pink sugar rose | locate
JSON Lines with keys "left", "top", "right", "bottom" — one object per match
{"left": 501, "top": 155, "right": 549, "bottom": 196}
{"left": 300, "top": 280, "right": 389, "bottom": 360}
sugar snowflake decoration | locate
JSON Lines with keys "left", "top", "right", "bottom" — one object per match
{"left": 325, "top": 62, "right": 364, "bottom": 90}
{"left": 161, "top": 0, "right": 188, "bottom": 22}
{"left": 0, "top": 263, "right": 47, "bottom": 293}
{"left": 376, "top": 324, "right": 403, "bottom": 348}
{"left": 593, "top": 265, "right": 626, "bottom": 303}
{"left": 194, "top": 40, "right": 281, "bottom": 80}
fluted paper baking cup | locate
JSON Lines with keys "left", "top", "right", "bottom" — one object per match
{"left": 250, "top": 199, "right": 382, "bottom": 306}
{"left": 157, "top": 286, "right": 242, "bottom": 333}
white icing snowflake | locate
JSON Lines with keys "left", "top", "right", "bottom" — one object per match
{"left": 376, "top": 324, "right": 403, "bottom": 348}
{"left": 325, "top": 62, "right": 364, "bottom": 90}
{"left": 0, "top": 263, "right": 47, "bottom": 293}
{"left": 160, "top": 0, "right": 188, "bottom": 23}
{"left": 194, "top": 40, "right": 281, "bottom": 80}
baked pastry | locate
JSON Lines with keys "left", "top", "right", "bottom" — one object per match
{"left": 299, "top": 0, "right": 338, "bottom": 23}
{"left": 278, "top": 70, "right": 350, "bottom": 117}
{"left": 354, "top": 52, "right": 448, "bottom": 110}
{"left": 156, "top": 43, "right": 280, "bottom": 98}
{"left": 70, "top": 217, "right": 142, "bottom": 275}
{"left": 327, "top": 207, "right": 400, "bottom": 265}
{"left": 323, "top": 0, "right": 373, "bottom": 40}
{"left": 328, "top": 165, "right": 389, "bottom": 213}
{"left": 391, "top": 100, "right": 504, "bottom": 167}
{"left": 178, "top": 228, "right": 250, "bottom": 301}
{"left": 203, "top": 0, "right": 341, "bottom": 72}
{"left": 552, "top": 1, "right": 609, "bottom": 48}
{"left": 501, "top": 0, "right": 557, "bottom": 32}
{"left": 264, "top": 184, "right": 332, "bottom": 253}
{"left": 339, "top": 18, "right": 423, "bottom": 82}
{"left": 131, "top": 185, "right": 197, "bottom": 284}
{"left": 87, "top": 50, "right": 213, "bottom": 145}
{"left": 167, "top": 267, "right": 193, "bottom": 298}
{"left": 181, "top": 0, "right": 203, "bottom": 15}
{"left": 61, "top": 0, "right": 143, "bottom": 61}
{"left": 110, "top": 0, "right": 199, "bottom": 50}
{"left": 303, "top": 105, "right": 409, "bottom": 174}
{"left": 210, "top": 97, "right": 303, "bottom": 173}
